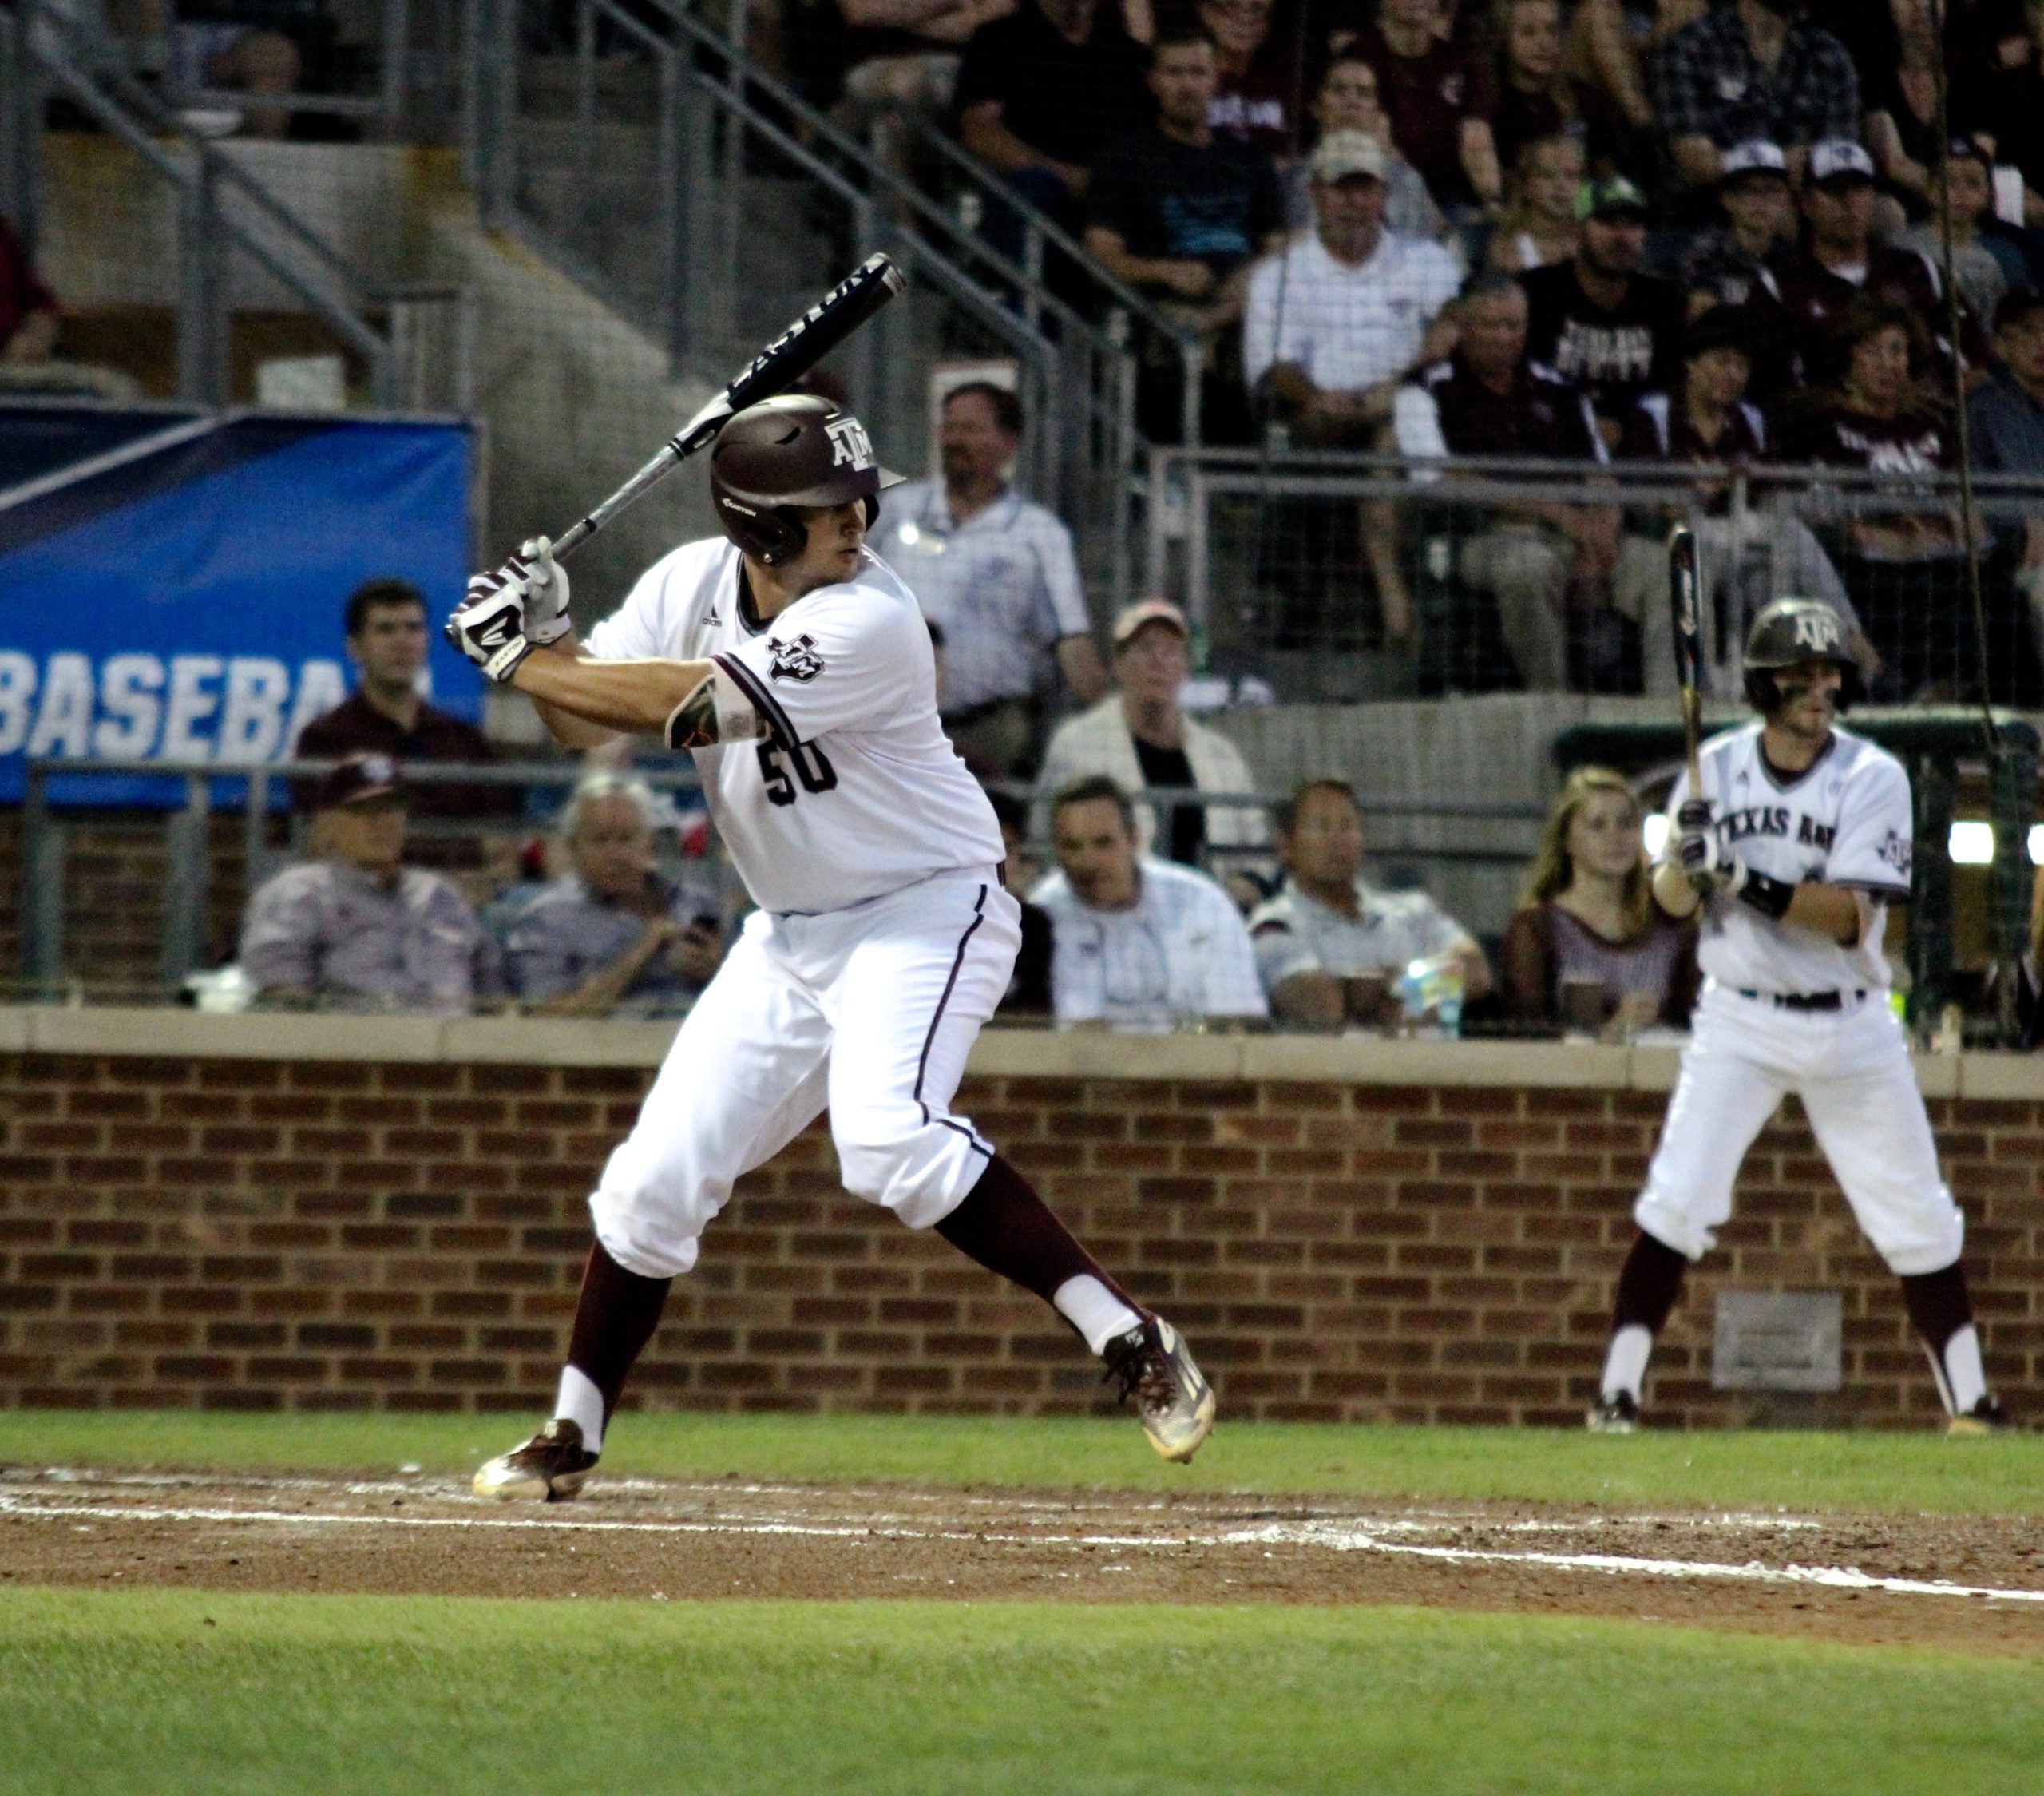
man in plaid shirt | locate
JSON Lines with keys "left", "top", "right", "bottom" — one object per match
{"left": 1653, "top": 0, "right": 1860, "bottom": 192}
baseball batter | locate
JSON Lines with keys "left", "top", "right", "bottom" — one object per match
{"left": 446, "top": 395, "right": 1214, "bottom": 1497}
{"left": 1588, "top": 597, "right": 2010, "bottom": 1433}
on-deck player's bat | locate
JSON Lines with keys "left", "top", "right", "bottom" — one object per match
{"left": 1668, "top": 523, "right": 1704, "bottom": 799}
{"left": 545, "top": 254, "right": 907, "bottom": 563}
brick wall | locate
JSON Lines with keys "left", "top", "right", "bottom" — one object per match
{"left": 2, "top": 1035, "right": 2038, "bottom": 1427}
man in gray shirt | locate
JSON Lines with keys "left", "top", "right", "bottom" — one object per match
{"left": 503, "top": 774, "right": 725, "bottom": 1015}
{"left": 239, "top": 753, "right": 497, "bottom": 1012}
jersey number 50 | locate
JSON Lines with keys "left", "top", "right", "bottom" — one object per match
{"left": 757, "top": 739, "right": 838, "bottom": 806}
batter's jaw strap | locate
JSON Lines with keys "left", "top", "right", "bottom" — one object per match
{"left": 665, "top": 665, "right": 765, "bottom": 751}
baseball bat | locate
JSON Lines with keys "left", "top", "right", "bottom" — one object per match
{"left": 545, "top": 253, "right": 907, "bottom": 562}
{"left": 1668, "top": 523, "right": 1704, "bottom": 797}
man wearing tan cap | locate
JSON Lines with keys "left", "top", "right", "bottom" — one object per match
{"left": 1035, "top": 597, "right": 1269, "bottom": 904}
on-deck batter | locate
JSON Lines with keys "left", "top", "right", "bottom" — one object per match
{"left": 446, "top": 394, "right": 1215, "bottom": 1497}
{"left": 1587, "top": 597, "right": 2010, "bottom": 1434}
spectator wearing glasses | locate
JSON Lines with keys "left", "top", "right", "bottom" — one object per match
{"left": 876, "top": 382, "right": 1108, "bottom": 775}
{"left": 238, "top": 754, "right": 498, "bottom": 1013}
{"left": 1032, "top": 775, "right": 1268, "bottom": 1031}
{"left": 503, "top": 775, "right": 725, "bottom": 1017}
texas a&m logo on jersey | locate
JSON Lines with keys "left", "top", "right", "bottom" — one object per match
{"left": 825, "top": 415, "right": 875, "bottom": 471}
{"left": 1877, "top": 827, "right": 1912, "bottom": 878}
{"left": 767, "top": 632, "right": 826, "bottom": 683}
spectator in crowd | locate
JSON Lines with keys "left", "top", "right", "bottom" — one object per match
{"left": 1519, "top": 173, "right": 1685, "bottom": 448}
{"left": 955, "top": 0, "right": 1150, "bottom": 237}
{"left": 1394, "top": 270, "right": 1616, "bottom": 691}
{"left": 988, "top": 788, "right": 1056, "bottom": 1016}
{"left": 1678, "top": 138, "right": 1796, "bottom": 318}
{"left": 1085, "top": 23, "right": 1289, "bottom": 441}
{"left": 1200, "top": 0, "right": 1294, "bottom": 154}
{"left": 1483, "top": 0, "right": 1576, "bottom": 176}
{"left": 1244, "top": 129, "right": 1462, "bottom": 640}
{"left": 0, "top": 210, "right": 136, "bottom": 400}
{"left": 1773, "top": 139, "right": 1969, "bottom": 389}
{"left": 1777, "top": 299, "right": 1979, "bottom": 697}
{"left": 1976, "top": 0, "right": 2044, "bottom": 230}
{"left": 239, "top": 754, "right": 497, "bottom": 1012}
{"left": 1499, "top": 765, "right": 1697, "bottom": 1035}
{"left": 1249, "top": 777, "right": 1492, "bottom": 1031}
{"left": 826, "top": 0, "right": 1019, "bottom": 136}
{"left": 1611, "top": 304, "right": 1871, "bottom": 696}
{"left": 1333, "top": 0, "right": 1503, "bottom": 215}
{"left": 1897, "top": 143, "right": 2012, "bottom": 332}
{"left": 1032, "top": 775, "right": 1269, "bottom": 1031}
{"left": 141, "top": 0, "right": 307, "bottom": 141}
{"left": 1864, "top": 0, "right": 1976, "bottom": 224}
{"left": 1035, "top": 598, "right": 1271, "bottom": 891}
{"left": 1653, "top": 0, "right": 1861, "bottom": 192}
{"left": 1485, "top": 130, "right": 1584, "bottom": 272}
{"left": 1289, "top": 52, "right": 1447, "bottom": 240}
{"left": 295, "top": 577, "right": 513, "bottom": 821}
{"left": 877, "top": 382, "right": 1107, "bottom": 774}
{"left": 1563, "top": 0, "right": 1703, "bottom": 171}
{"left": 501, "top": 775, "right": 724, "bottom": 1017}
{"left": 1963, "top": 285, "right": 2044, "bottom": 698}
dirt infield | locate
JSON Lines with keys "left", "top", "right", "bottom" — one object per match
{"left": 3, "top": 1467, "right": 2042, "bottom": 1656}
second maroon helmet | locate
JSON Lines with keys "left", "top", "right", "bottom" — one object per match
{"left": 709, "top": 394, "right": 904, "bottom": 566}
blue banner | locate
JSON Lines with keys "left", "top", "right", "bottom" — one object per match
{"left": 0, "top": 407, "right": 477, "bottom": 806}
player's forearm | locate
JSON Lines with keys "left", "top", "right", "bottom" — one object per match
{"left": 1784, "top": 882, "right": 1865, "bottom": 946}
{"left": 512, "top": 651, "right": 716, "bottom": 735}
{"left": 1652, "top": 858, "right": 1701, "bottom": 918}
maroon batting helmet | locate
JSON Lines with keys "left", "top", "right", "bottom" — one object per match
{"left": 709, "top": 394, "right": 904, "bottom": 566}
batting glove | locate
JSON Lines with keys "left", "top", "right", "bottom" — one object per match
{"left": 511, "top": 537, "right": 572, "bottom": 648}
{"left": 445, "top": 579, "right": 533, "bottom": 684}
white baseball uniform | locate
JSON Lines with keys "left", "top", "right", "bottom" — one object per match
{"left": 577, "top": 538, "right": 1017, "bottom": 1279}
{"left": 1636, "top": 721, "right": 1964, "bottom": 1276}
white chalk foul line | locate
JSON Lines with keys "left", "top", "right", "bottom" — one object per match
{"left": 2, "top": 1490, "right": 2040, "bottom": 1608}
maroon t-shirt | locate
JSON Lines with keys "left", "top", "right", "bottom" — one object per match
{"left": 1340, "top": 22, "right": 1494, "bottom": 208}
{"left": 0, "top": 216, "right": 59, "bottom": 348}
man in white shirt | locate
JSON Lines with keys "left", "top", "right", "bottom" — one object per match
{"left": 875, "top": 381, "right": 1107, "bottom": 774}
{"left": 1250, "top": 779, "right": 1491, "bottom": 1029}
{"left": 445, "top": 395, "right": 1215, "bottom": 1494}
{"left": 1033, "top": 775, "right": 1269, "bottom": 1030}
{"left": 1034, "top": 597, "right": 1270, "bottom": 902}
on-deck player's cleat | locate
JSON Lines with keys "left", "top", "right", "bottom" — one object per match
{"left": 1948, "top": 1395, "right": 2015, "bottom": 1435}
{"left": 1586, "top": 1391, "right": 1640, "bottom": 1434}
{"left": 1103, "top": 1317, "right": 1215, "bottom": 1463}
{"left": 472, "top": 1418, "right": 600, "bottom": 1501}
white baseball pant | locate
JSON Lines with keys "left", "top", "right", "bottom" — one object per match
{"left": 1634, "top": 981, "right": 1965, "bottom": 1275}
{"left": 589, "top": 867, "right": 1021, "bottom": 1279}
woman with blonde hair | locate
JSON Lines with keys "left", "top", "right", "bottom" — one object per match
{"left": 1500, "top": 765, "right": 1697, "bottom": 1033}
{"left": 1486, "top": 131, "right": 1583, "bottom": 272}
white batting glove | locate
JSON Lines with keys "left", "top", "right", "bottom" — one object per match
{"left": 445, "top": 578, "right": 533, "bottom": 684}
{"left": 1675, "top": 802, "right": 1737, "bottom": 895}
{"left": 512, "top": 537, "right": 572, "bottom": 647}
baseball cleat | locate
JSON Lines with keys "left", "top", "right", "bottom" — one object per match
{"left": 472, "top": 1418, "right": 599, "bottom": 1501}
{"left": 1586, "top": 1392, "right": 1640, "bottom": 1434}
{"left": 1948, "top": 1395, "right": 2015, "bottom": 1435}
{"left": 1103, "top": 1317, "right": 1215, "bottom": 1463}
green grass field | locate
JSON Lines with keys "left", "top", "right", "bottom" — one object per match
{"left": 4, "top": 1408, "right": 2041, "bottom": 1516}
{"left": 4, "top": 1413, "right": 2040, "bottom": 1794}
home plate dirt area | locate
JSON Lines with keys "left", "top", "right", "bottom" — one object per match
{"left": 3, "top": 1467, "right": 2042, "bottom": 1655}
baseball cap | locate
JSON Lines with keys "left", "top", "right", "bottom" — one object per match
{"left": 1683, "top": 303, "right": 1756, "bottom": 361}
{"left": 309, "top": 752, "right": 405, "bottom": 811}
{"left": 1719, "top": 139, "right": 1788, "bottom": 182}
{"left": 1808, "top": 138, "right": 1876, "bottom": 187}
{"left": 1111, "top": 597, "right": 1190, "bottom": 648}
{"left": 1573, "top": 173, "right": 1649, "bottom": 222}
{"left": 1311, "top": 129, "right": 1388, "bottom": 184}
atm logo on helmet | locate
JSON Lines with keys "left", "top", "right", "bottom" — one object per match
{"left": 826, "top": 415, "right": 875, "bottom": 471}
{"left": 1792, "top": 609, "right": 1841, "bottom": 652}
